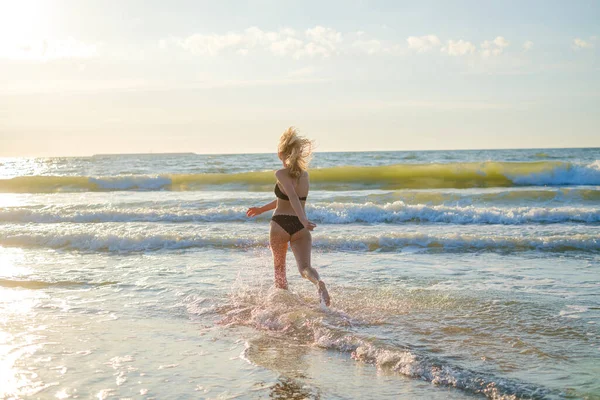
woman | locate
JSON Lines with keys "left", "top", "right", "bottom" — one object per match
{"left": 246, "top": 127, "right": 331, "bottom": 306}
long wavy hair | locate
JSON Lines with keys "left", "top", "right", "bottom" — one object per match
{"left": 278, "top": 127, "right": 313, "bottom": 179}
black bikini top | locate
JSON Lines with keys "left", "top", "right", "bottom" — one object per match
{"left": 275, "top": 183, "right": 307, "bottom": 201}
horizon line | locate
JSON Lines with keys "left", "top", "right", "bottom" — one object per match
{"left": 1, "top": 145, "right": 599, "bottom": 159}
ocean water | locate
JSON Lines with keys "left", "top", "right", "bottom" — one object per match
{"left": 0, "top": 148, "right": 599, "bottom": 399}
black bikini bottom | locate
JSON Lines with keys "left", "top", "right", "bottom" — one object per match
{"left": 271, "top": 215, "right": 305, "bottom": 236}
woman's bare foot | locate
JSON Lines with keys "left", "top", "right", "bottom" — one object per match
{"left": 318, "top": 281, "right": 330, "bottom": 307}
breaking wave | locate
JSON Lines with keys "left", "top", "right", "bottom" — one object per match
{"left": 1, "top": 228, "right": 597, "bottom": 253}
{"left": 1, "top": 161, "right": 599, "bottom": 193}
{"left": 2, "top": 202, "right": 598, "bottom": 224}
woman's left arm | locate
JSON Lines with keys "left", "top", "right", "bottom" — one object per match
{"left": 246, "top": 199, "right": 277, "bottom": 218}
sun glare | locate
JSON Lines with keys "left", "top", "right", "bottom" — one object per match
{"left": 0, "top": 0, "right": 51, "bottom": 39}
{"left": 0, "top": 0, "right": 68, "bottom": 60}
{"left": 0, "top": 248, "right": 30, "bottom": 278}
{"left": 0, "top": 289, "right": 44, "bottom": 398}
{"left": 0, "top": 247, "right": 39, "bottom": 397}
{"left": 0, "top": 194, "right": 24, "bottom": 208}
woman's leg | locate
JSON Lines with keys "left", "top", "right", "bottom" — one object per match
{"left": 289, "top": 229, "right": 318, "bottom": 284}
{"left": 269, "top": 221, "right": 289, "bottom": 289}
{"left": 290, "top": 229, "right": 330, "bottom": 306}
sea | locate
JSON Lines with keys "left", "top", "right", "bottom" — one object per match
{"left": 0, "top": 148, "right": 599, "bottom": 399}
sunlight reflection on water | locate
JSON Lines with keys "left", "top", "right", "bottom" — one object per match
{"left": 0, "top": 247, "right": 49, "bottom": 398}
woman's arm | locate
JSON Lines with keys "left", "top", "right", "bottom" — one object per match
{"left": 246, "top": 199, "right": 277, "bottom": 218}
{"left": 275, "top": 170, "right": 312, "bottom": 228}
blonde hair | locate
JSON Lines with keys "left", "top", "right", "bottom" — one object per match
{"left": 278, "top": 127, "right": 313, "bottom": 179}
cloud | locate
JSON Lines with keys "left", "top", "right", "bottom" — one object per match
{"left": 163, "top": 26, "right": 342, "bottom": 59}
{"left": 243, "top": 27, "right": 304, "bottom": 57}
{"left": 162, "top": 29, "right": 534, "bottom": 61}
{"left": 270, "top": 37, "right": 304, "bottom": 56}
{"left": 293, "top": 26, "right": 342, "bottom": 58}
{"left": 573, "top": 37, "right": 595, "bottom": 49}
{"left": 357, "top": 99, "right": 515, "bottom": 111}
{"left": 175, "top": 32, "right": 243, "bottom": 56}
{"left": 0, "top": 77, "right": 332, "bottom": 96}
{"left": 305, "top": 26, "right": 342, "bottom": 50}
{"left": 0, "top": 37, "right": 98, "bottom": 61}
{"left": 406, "top": 35, "right": 441, "bottom": 52}
{"left": 523, "top": 41, "right": 534, "bottom": 51}
{"left": 442, "top": 39, "right": 476, "bottom": 56}
{"left": 289, "top": 66, "right": 315, "bottom": 77}
{"left": 480, "top": 36, "right": 510, "bottom": 57}
{"left": 352, "top": 39, "right": 384, "bottom": 55}
{"left": 351, "top": 31, "right": 401, "bottom": 55}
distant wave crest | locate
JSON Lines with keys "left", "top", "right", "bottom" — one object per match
{"left": 1, "top": 161, "right": 599, "bottom": 193}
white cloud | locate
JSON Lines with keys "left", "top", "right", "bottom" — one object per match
{"left": 162, "top": 28, "right": 528, "bottom": 61}
{"left": 355, "top": 99, "right": 514, "bottom": 111}
{"left": 406, "top": 35, "right": 441, "bottom": 52}
{"left": 280, "top": 28, "right": 297, "bottom": 37}
{"left": 353, "top": 39, "right": 384, "bottom": 55}
{"left": 0, "top": 37, "right": 98, "bottom": 61}
{"left": 175, "top": 32, "right": 243, "bottom": 56}
{"left": 295, "top": 42, "right": 330, "bottom": 58}
{"left": 352, "top": 38, "right": 401, "bottom": 55}
{"left": 573, "top": 37, "right": 595, "bottom": 49}
{"left": 494, "top": 36, "right": 510, "bottom": 48}
{"left": 0, "top": 77, "right": 331, "bottom": 96}
{"left": 244, "top": 27, "right": 282, "bottom": 47}
{"left": 270, "top": 37, "right": 304, "bottom": 56}
{"left": 442, "top": 39, "right": 476, "bottom": 56}
{"left": 244, "top": 27, "right": 302, "bottom": 57}
{"left": 295, "top": 26, "right": 343, "bottom": 58}
{"left": 289, "top": 66, "right": 315, "bottom": 77}
{"left": 481, "top": 36, "right": 510, "bottom": 57}
{"left": 305, "top": 26, "right": 342, "bottom": 50}
{"left": 163, "top": 26, "right": 343, "bottom": 59}
{"left": 523, "top": 41, "right": 534, "bottom": 51}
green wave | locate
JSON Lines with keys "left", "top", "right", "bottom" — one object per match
{"left": 0, "top": 161, "right": 594, "bottom": 193}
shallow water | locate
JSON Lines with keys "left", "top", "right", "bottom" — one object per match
{"left": 1, "top": 149, "right": 599, "bottom": 399}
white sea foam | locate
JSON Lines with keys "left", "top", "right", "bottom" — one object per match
{"left": 2, "top": 202, "right": 599, "bottom": 225}
{"left": 1, "top": 226, "right": 597, "bottom": 253}
{"left": 309, "top": 202, "right": 600, "bottom": 224}
{"left": 223, "top": 286, "right": 552, "bottom": 400}
{"left": 510, "top": 160, "right": 600, "bottom": 186}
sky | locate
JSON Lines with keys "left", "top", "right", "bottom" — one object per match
{"left": 0, "top": 0, "right": 599, "bottom": 156}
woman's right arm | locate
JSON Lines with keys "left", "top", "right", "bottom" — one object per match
{"left": 246, "top": 199, "right": 277, "bottom": 218}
